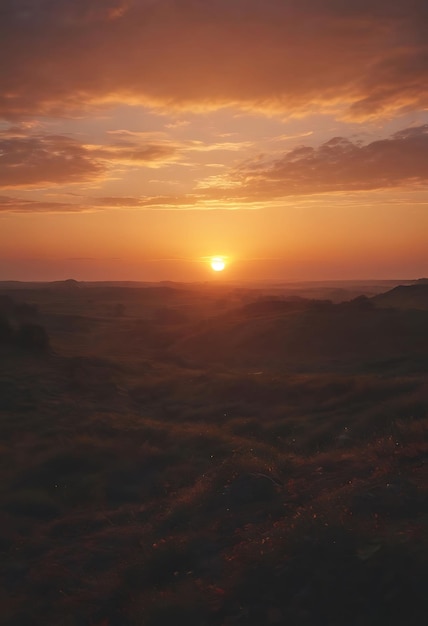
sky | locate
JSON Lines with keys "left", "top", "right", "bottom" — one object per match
{"left": 1, "top": 0, "right": 428, "bottom": 282}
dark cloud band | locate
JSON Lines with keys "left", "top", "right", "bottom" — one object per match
{"left": 0, "top": 0, "right": 427, "bottom": 119}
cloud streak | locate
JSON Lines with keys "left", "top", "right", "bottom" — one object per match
{"left": 0, "top": 130, "right": 179, "bottom": 188}
{"left": 0, "top": 134, "right": 104, "bottom": 188}
{"left": 0, "top": 195, "right": 84, "bottom": 213}
{"left": 2, "top": 126, "right": 428, "bottom": 211}
{"left": 1, "top": 0, "right": 427, "bottom": 119}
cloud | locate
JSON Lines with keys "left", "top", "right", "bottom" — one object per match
{"left": 2, "top": 0, "right": 134, "bottom": 25}
{"left": 185, "top": 140, "right": 253, "bottom": 153}
{"left": 87, "top": 142, "right": 178, "bottom": 166}
{"left": 2, "top": 125, "right": 428, "bottom": 211}
{"left": 0, "top": 134, "right": 104, "bottom": 188}
{"left": 0, "top": 193, "right": 200, "bottom": 213}
{"left": 1, "top": 0, "right": 427, "bottom": 119}
{"left": 0, "top": 130, "right": 179, "bottom": 188}
{"left": 94, "top": 195, "right": 200, "bottom": 209}
{"left": 165, "top": 120, "right": 190, "bottom": 130}
{"left": 0, "top": 195, "right": 84, "bottom": 213}
{"left": 201, "top": 125, "right": 428, "bottom": 198}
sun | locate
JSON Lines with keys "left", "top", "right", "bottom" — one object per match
{"left": 210, "top": 256, "right": 226, "bottom": 272}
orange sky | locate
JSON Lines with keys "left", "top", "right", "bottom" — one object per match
{"left": 1, "top": 0, "right": 428, "bottom": 282}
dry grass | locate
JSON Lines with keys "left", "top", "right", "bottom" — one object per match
{"left": 1, "top": 285, "right": 427, "bottom": 625}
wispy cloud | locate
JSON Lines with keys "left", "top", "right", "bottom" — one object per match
{"left": 271, "top": 132, "right": 314, "bottom": 143}
{"left": 0, "top": 130, "right": 179, "bottom": 188}
{"left": 165, "top": 120, "right": 191, "bottom": 130}
{"left": 0, "top": 195, "right": 84, "bottom": 213}
{"left": 0, "top": 134, "right": 104, "bottom": 188}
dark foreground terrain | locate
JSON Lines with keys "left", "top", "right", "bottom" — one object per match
{"left": 1, "top": 280, "right": 427, "bottom": 625}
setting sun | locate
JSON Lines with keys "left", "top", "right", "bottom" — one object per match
{"left": 211, "top": 257, "right": 226, "bottom": 272}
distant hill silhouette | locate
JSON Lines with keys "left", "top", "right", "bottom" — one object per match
{"left": 51, "top": 279, "right": 81, "bottom": 290}
{"left": 373, "top": 283, "right": 428, "bottom": 310}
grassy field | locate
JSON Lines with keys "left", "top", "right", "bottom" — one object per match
{"left": 0, "top": 282, "right": 427, "bottom": 625}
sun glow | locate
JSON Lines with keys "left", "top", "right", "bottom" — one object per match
{"left": 210, "top": 257, "right": 226, "bottom": 272}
